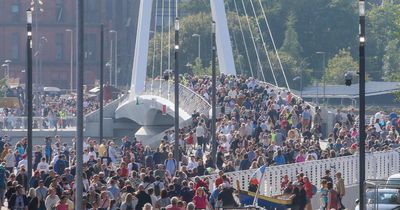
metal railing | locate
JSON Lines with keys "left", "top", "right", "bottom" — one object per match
{"left": 0, "top": 116, "right": 77, "bottom": 131}
{"left": 200, "top": 151, "right": 399, "bottom": 196}
{"left": 142, "top": 79, "right": 211, "bottom": 115}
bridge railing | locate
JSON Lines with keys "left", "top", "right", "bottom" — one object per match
{"left": 201, "top": 151, "right": 399, "bottom": 196}
{"left": 142, "top": 79, "right": 211, "bottom": 115}
{"left": 0, "top": 116, "right": 77, "bottom": 131}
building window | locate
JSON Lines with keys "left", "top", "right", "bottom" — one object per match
{"left": 84, "top": 34, "right": 96, "bottom": 61}
{"left": 55, "top": 0, "right": 64, "bottom": 22}
{"left": 12, "top": 33, "right": 19, "bottom": 60}
{"left": 11, "top": 1, "right": 20, "bottom": 22}
{"left": 55, "top": 33, "right": 64, "bottom": 60}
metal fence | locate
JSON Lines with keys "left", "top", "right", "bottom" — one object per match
{"left": 0, "top": 116, "right": 77, "bottom": 131}
{"left": 142, "top": 79, "right": 211, "bottom": 115}
{"left": 201, "top": 151, "right": 399, "bottom": 196}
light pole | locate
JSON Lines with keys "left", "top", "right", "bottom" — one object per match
{"left": 106, "top": 62, "right": 112, "bottom": 85}
{"left": 316, "top": 51, "right": 326, "bottom": 105}
{"left": 1, "top": 64, "right": 9, "bottom": 81}
{"left": 293, "top": 75, "right": 303, "bottom": 98}
{"left": 66, "top": 29, "right": 74, "bottom": 93}
{"left": 26, "top": 8, "right": 33, "bottom": 180}
{"left": 174, "top": 18, "right": 180, "bottom": 164}
{"left": 192, "top": 34, "right": 201, "bottom": 60}
{"left": 75, "top": 0, "right": 85, "bottom": 207}
{"left": 211, "top": 21, "right": 217, "bottom": 163}
{"left": 359, "top": 1, "right": 366, "bottom": 209}
{"left": 38, "top": 36, "right": 47, "bottom": 88}
{"left": 109, "top": 30, "right": 118, "bottom": 87}
{"left": 100, "top": 25, "right": 104, "bottom": 144}
{"left": 31, "top": 0, "right": 44, "bottom": 89}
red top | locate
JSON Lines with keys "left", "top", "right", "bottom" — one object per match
{"left": 303, "top": 181, "right": 313, "bottom": 199}
{"left": 119, "top": 167, "right": 129, "bottom": 177}
{"left": 193, "top": 195, "right": 207, "bottom": 209}
{"left": 56, "top": 203, "right": 68, "bottom": 210}
{"left": 186, "top": 135, "right": 194, "bottom": 145}
{"left": 215, "top": 177, "right": 223, "bottom": 187}
{"left": 193, "top": 180, "right": 209, "bottom": 191}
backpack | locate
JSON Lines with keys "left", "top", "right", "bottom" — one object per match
{"left": 154, "top": 182, "right": 161, "bottom": 197}
{"left": 311, "top": 184, "right": 317, "bottom": 195}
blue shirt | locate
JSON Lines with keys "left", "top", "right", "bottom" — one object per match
{"left": 274, "top": 155, "right": 286, "bottom": 165}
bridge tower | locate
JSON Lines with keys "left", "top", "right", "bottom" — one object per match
{"left": 130, "top": 0, "right": 237, "bottom": 96}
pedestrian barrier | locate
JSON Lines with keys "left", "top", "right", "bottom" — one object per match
{"left": 201, "top": 151, "right": 399, "bottom": 196}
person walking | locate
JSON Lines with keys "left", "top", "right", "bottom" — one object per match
{"left": 335, "top": 172, "right": 346, "bottom": 209}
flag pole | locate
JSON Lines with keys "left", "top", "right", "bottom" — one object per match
{"left": 253, "top": 166, "right": 266, "bottom": 206}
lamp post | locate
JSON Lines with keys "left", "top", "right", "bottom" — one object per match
{"left": 174, "top": 18, "right": 180, "bottom": 165}
{"left": 38, "top": 36, "right": 47, "bottom": 88}
{"left": 106, "top": 62, "right": 112, "bottom": 85}
{"left": 26, "top": 8, "right": 33, "bottom": 180}
{"left": 100, "top": 25, "right": 104, "bottom": 144}
{"left": 211, "top": 21, "right": 217, "bottom": 163}
{"left": 359, "top": 1, "right": 366, "bottom": 210}
{"left": 192, "top": 34, "right": 201, "bottom": 60}
{"left": 1, "top": 63, "right": 9, "bottom": 81}
{"left": 316, "top": 51, "right": 326, "bottom": 106}
{"left": 66, "top": 29, "right": 73, "bottom": 93}
{"left": 31, "top": 0, "right": 44, "bottom": 89}
{"left": 75, "top": 0, "right": 85, "bottom": 207}
{"left": 109, "top": 30, "right": 118, "bottom": 87}
{"left": 293, "top": 75, "right": 303, "bottom": 98}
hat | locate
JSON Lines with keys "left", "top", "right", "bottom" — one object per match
{"left": 325, "top": 170, "right": 331, "bottom": 174}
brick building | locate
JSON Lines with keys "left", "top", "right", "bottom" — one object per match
{"left": 0, "top": 0, "right": 139, "bottom": 89}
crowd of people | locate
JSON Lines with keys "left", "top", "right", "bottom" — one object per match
{"left": 0, "top": 86, "right": 101, "bottom": 130}
{"left": 0, "top": 74, "right": 397, "bottom": 209}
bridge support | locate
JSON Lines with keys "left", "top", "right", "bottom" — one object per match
{"left": 130, "top": 0, "right": 237, "bottom": 96}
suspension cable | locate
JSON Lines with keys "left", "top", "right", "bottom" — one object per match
{"left": 226, "top": 2, "right": 244, "bottom": 76}
{"left": 258, "top": 0, "right": 290, "bottom": 90}
{"left": 232, "top": 0, "right": 254, "bottom": 78}
{"left": 151, "top": 0, "right": 159, "bottom": 92}
{"left": 168, "top": 0, "right": 171, "bottom": 73}
{"left": 240, "top": 0, "right": 266, "bottom": 82}
{"left": 159, "top": 0, "right": 165, "bottom": 94}
{"left": 249, "top": 0, "right": 278, "bottom": 86}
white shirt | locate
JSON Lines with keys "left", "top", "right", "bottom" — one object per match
{"left": 37, "top": 161, "right": 49, "bottom": 173}
{"left": 18, "top": 159, "right": 27, "bottom": 169}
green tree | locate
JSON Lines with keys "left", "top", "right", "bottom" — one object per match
{"left": 367, "top": 2, "right": 400, "bottom": 79}
{"left": 382, "top": 39, "right": 400, "bottom": 81}
{"left": 280, "top": 12, "right": 302, "bottom": 58}
{"left": 325, "top": 49, "right": 359, "bottom": 84}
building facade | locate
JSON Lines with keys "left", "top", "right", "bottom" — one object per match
{"left": 0, "top": 0, "right": 139, "bottom": 89}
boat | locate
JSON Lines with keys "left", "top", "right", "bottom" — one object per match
{"left": 237, "top": 181, "right": 293, "bottom": 210}
{"left": 239, "top": 190, "right": 292, "bottom": 210}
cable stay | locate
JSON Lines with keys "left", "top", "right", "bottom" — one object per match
{"left": 239, "top": 0, "right": 266, "bottom": 82}
{"left": 257, "top": 0, "right": 291, "bottom": 91}
{"left": 151, "top": 0, "right": 159, "bottom": 93}
{"left": 249, "top": 0, "right": 278, "bottom": 86}
{"left": 159, "top": 0, "right": 165, "bottom": 95}
{"left": 232, "top": 0, "right": 255, "bottom": 78}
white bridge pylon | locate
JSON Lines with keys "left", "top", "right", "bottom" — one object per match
{"left": 130, "top": 0, "right": 237, "bottom": 97}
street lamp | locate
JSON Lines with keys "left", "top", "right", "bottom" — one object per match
{"left": 358, "top": 1, "right": 366, "bottom": 210}
{"left": 2, "top": 60, "right": 12, "bottom": 80}
{"left": 26, "top": 8, "right": 34, "bottom": 180}
{"left": 66, "top": 29, "right": 73, "bottom": 93}
{"left": 192, "top": 34, "right": 201, "bottom": 59}
{"left": 38, "top": 36, "right": 47, "bottom": 85}
{"left": 1, "top": 64, "right": 9, "bottom": 81}
{"left": 316, "top": 51, "right": 326, "bottom": 106}
{"left": 106, "top": 61, "right": 112, "bottom": 85}
{"left": 109, "top": 30, "right": 118, "bottom": 87}
{"left": 293, "top": 75, "right": 303, "bottom": 98}
{"left": 173, "top": 17, "right": 180, "bottom": 165}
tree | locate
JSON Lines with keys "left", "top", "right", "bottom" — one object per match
{"left": 382, "top": 39, "right": 400, "bottom": 81}
{"left": 367, "top": 2, "right": 400, "bottom": 79}
{"left": 280, "top": 12, "right": 303, "bottom": 58}
{"left": 325, "top": 49, "right": 359, "bottom": 85}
